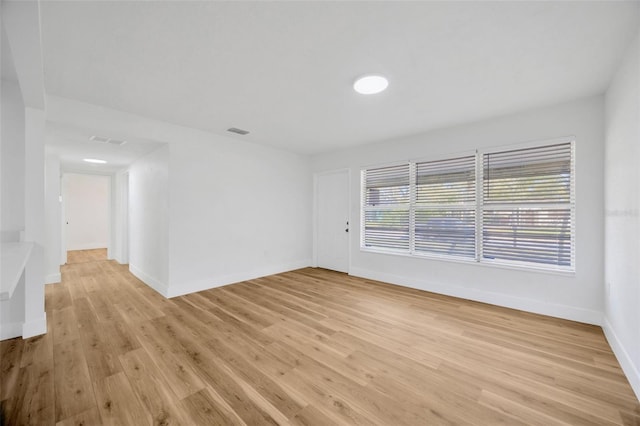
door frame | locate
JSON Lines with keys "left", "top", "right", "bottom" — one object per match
{"left": 313, "top": 168, "right": 351, "bottom": 273}
{"left": 116, "top": 171, "right": 129, "bottom": 264}
{"left": 60, "top": 174, "right": 67, "bottom": 265}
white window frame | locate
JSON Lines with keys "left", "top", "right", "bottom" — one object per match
{"left": 360, "top": 136, "right": 576, "bottom": 274}
{"left": 360, "top": 162, "right": 412, "bottom": 254}
{"left": 413, "top": 154, "right": 477, "bottom": 260}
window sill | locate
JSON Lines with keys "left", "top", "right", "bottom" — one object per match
{"left": 359, "top": 247, "right": 576, "bottom": 277}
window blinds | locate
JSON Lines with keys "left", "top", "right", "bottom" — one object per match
{"left": 482, "top": 143, "right": 574, "bottom": 267}
{"left": 362, "top": 164, "right": 410, "bottom": 251}
{"left": 360, "top": 139, "right": 574, "bottom": 271}
{"left": 414, "top": 156, "right": 476, "bottom": 258}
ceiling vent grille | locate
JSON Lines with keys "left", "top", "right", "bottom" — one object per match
{"left": 227, "top": 127, "right": 250, "bottom": 135}
{"left": 89, "top": 135, "right": 127, "bottom": 146}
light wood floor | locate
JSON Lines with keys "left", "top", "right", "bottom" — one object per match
{"left": 66, "top": 248, "right": 107, "bottom": 264}
{"left": 1, "top": 256, "right": 639, "bottom": 425}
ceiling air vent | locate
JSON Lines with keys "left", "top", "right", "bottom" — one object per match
{"left": 227, "top": 127, "right": 250, "bottom": 135}
{"left": 89, "top": 135, "right": 109, "bottom": 143}
{"left": 89, "top": 135, "right": 128, "bottom": 146}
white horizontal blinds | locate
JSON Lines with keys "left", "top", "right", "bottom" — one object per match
{"left": 362, "top": 164, "right": 410, "bottom": 251}
{"left": 482, "top": 142, "right": 574, "bottom": 268}
{"left": 414, "top": 156, "right": 476, "bottom": 258}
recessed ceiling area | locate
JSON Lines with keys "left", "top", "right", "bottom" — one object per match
{"left": 39, "top": 1, "right": 640, "bottom": 154}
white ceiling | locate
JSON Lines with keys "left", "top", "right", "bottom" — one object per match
{"left": 40, "top": 1, "right": 640, "bottom": 155}
{"left": 1, "top": 25, "right": 18, "bottom": 83}
{"left": 46, "top": 122, "right": 165, "bottom": 174}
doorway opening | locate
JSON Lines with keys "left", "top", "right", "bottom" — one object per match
{"left": 62, "top": 173, "right": 111, "bottom": 264}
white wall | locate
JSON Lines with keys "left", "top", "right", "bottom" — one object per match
{"left": 1, "top": 79, "right": 25, "bottom": 236}
{"left": 63, "top": 173, "right": 110, "bottom": 251}
{"left": 44, "top": 155, "right": 61, "bottom": 283}
{"left": 604, "top": 29, "right": 640, "bottom": 400}
{"left": 112, "top": 170, "right": 129, "bottom": 264}
{"left": 128, "top": 145, "right": 170, "bottom": 293}
{"left": 312, "top": 96, "right": 605, "bottom": 325}
{"left": 47, "top": 96, "right": 313, "bottom": 298}
{"left": 23, "top": 107, "right": 46, "bottom": 338}
{"left": 1, "top": 0, "right": 47, "bottom": 339}
{"left": 0, "top": 77, "right": 26, "bottom": 339}
{"left": 167, "top": 137, "right": 312, "bottom": 297}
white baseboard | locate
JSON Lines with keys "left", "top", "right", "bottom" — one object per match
{"left": 129, "top": 264, "right": 170, "bottom": 297}
{"left": 350, "top": 267, "right": 603, "bottom": 326}
{"left": 22, "top": 315, "right": 47, "bottom": 339}
{"left": 67, "top": 243, "right": 108, "bottom": 251}
{"left": 0, "top": 321, "right": 23, "bottom": 340}
{"left": 166, "top": 259, "right": 312, "bottom": 298}
{"left": 602, "top": 317, "right": 640, "bottom": 401}
{"left": 45, "top": 272, "right": 61, "bottom": 284}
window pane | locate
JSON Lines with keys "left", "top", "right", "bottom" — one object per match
{"left": 482, "top": 208, "right": 572, "bottom": 266}
{"left": 364, "top": 164, "right": 410, "bottom": 206}
{"left": 414, "top": 155, "right": 476, "bottom": 258}
{"left": 366, "top": 186, "right": 410, "bottom": 206}
{"left": 363, "top": 210, "right": 410, "bottom": 251}
{"left": 416, "top": 156, "right": 476, "bottom": 205}
{"left": 360, "top": 139, "right": 574, "bottom": 272}
{"left": 484, "top": 143, "right": 571, "bottom": 204}
{"left": 415, "top": 209, "right": 475, "bottom": 258}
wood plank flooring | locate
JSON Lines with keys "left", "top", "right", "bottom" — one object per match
{"left": 65, "top": 248, "right": 107, "bottom": 265}
{"left": 1, "top": 254, "right": 639, "bottom": 425}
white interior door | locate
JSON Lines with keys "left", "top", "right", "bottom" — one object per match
{"left": 316, "top": 170, "right": 350, "bottom": 273}
{"left": 63, "top": 173, "right": 110, "bottom": 252}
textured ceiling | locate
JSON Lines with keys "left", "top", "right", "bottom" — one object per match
{"left": 40, "top": 1, "right": 640, "bottom": 155}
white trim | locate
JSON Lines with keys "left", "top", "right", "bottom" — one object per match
{"left": 602, "top": 317, "right": 640, "bottom": 401}
{"left": 359, "top": 247, "right": 575, "bottom": 277}
{"left": 0, "top": 321, "right": 23, "bottom": 340}
{"left": 107, "top": 174, "right": 115, "bottom": 260}
{"left": 411, "top": 148, "right": 478, "bottom": 165}
{"left": 359, "top": 158, "right": 411, "bottom": 172}
{"left": 477, "top": 135, "right": 575, "bottom": 156}
{"left": 45, "top": 273, "right": 61, "bottom": 284}
{"left": 312, "top": 174, "right": 318, "bottom": 267}
{"left": 66, "top": 242, "right": 109, "bottom": 251}
{"left": 350, "top": 267, "right": 602, "bottom": 325}
{"left": 166, "top": 259, "right": 311, "bottom": 298}
{"left": 347, "top": 169, "right": 352, "bottom": 273}
{"left": 114, "top": 171, "right": 130, "bottom": 265}
{"left": 129, "top": 264, "right": 170, "bottom": 297}
{"left": 60, "top": 175, "right": 67, "bottom": 265}
{"left": 22, "top": 315, "right": 47, "bottom": 339}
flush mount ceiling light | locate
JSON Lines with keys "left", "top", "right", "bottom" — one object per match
{"left": 353, "top": 75, "right": 389, "bottom": 95}
{"left": 83, "top": 158, "right": 107, "bottom": 164}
